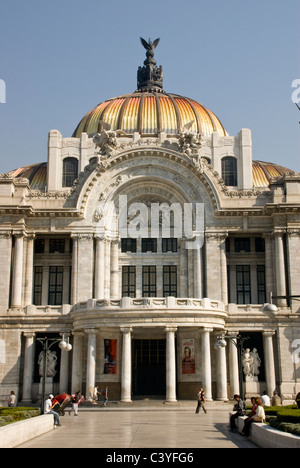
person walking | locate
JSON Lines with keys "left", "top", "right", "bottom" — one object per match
{"left": 8, "top": 391, "right": 17, "bottom": 407}
{"left": 103, "top": 386, "right": 109, "bottom": 407}
{"left": 70, "top": 391, "right": 81, "bottom": 416}
{"left": 195, "top": 388, "right": 207, "bottom": 414}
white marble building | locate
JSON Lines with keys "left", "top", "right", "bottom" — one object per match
{"left": 0, "top": 40, "right": 299, "bottom": 404}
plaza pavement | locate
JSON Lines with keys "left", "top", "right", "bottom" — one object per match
{"left": 17, "top": 401, "right": 258, "bottom": 449}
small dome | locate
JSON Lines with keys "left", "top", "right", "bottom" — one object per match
{"left": 252, "top": 160, "right": 295, "bottom": 187}
{"left": 73, "top": 92, "right": 227, "bottom": 139}
{"left": 8, "top": 163, "right": 47, "bottom": 191}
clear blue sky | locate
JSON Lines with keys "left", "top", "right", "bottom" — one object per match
{"left": 0, "top": 0, "right": 299, "bottom": 174}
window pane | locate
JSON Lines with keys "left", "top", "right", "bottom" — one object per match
{"left": 163, "top": 266, "right": 177, "bottom": 297}
{"left": 143, "top": 266, "right": 156, "bottom": 297}
{"left": 62, "top": 158, "right": 78, "bottom": 187}
{"left": 34, "top": 266, "right": 43, "bottom": 306}
{"left": 122, "top": 266, "right": 136, "bottom": 297}
{"left": 48, "top": 266, "right": 64, "bottom": 306}
{"left": 222, "top": 157, "right": 237, "bottom": 186}
{"left": 236, "top": 265, "right": 251, "bottom": 305}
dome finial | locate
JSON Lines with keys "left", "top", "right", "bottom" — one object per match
{"left": 137, "top": 37, "right": 164, "bottom": 93}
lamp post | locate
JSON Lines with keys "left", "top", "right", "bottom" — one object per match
{"left": 37, "top": 335, "right": 72, "bottom": 413}
{"left": 263, "top": 292, "right": 300, "bottom": 313}
{"left": 214, "top": 333, "right": 250, "bottom": 401}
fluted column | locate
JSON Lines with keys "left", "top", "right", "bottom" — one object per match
{"left": 94, "top": 236, "right": 105, "bottom": 299}
{"left": 71, "top": 332, "right": 84, "bottom": 394}
{"left": 263, "top": 331, "right": 276, "bottom": 397}
{"left": 227, "top": 332, "right": 240, "bottom": 398}
{"left": 121, "top": 327, "right": 132, "bottom": 402}
{"left": 110, "top": 240, "right": 120, "bottom": 299}
{"left": 24, "top": 235, "right": 35, "bottom": 306}
{"left": 193, "top": 246, "right": 202, "bottom": 298}
{"left": 216, "top": 334, "right": 228, "bottom": 401}
{"left": 22, "top": 332, "right": 35, "bottom": 403}
{"left": 165, "top": 327, "right": 177, "bottom": 402}
{"left": 71, "top": 235, "right": 78, "bottom": 305}
{"left": 59, "top": 334, "right": 70, "bottom": 394}
{"left": 86, "top": 329, "right": 98, "bottom": 400}
{"left": 274, "top": 231, "right": 287, "bottom": 307}
{"left": 11, "top": 232, "right": 25, "bottom": 309}
{"left": 201, "top": 328, "right": 213, "bottom": 401}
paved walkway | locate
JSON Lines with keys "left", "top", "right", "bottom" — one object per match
{"left": 17, "top": 402, "right": 258, "bottom": 449}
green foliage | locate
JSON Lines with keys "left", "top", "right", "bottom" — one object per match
{"left": 0, "top": 407, "right": 40, "bottom": 426}
{"left": 270, "top": 419, "right": 300, "bottom": 436}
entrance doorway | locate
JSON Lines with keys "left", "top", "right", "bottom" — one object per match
{"left": 133, "top": 339, "right": 166, "bottom": 397}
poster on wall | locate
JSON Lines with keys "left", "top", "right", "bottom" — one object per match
{"left": 104, "top": 339, "right": 117, "bottom": 374}
{"left": 182, "top": 339, "right": 195, "bottom": 374}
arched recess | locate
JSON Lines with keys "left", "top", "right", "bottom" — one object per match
{"left": 75, "top": 148, "right": 222, "bottom": 226}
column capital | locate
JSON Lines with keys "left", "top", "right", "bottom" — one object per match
{"left": 263, "top": 330, "right": 276, "bottom": 337}
{"left": 165, "top": 326, "right": 178, "bottom": 334}
{"left": 120, "top": 326, "right": 133, "bottom": 334}
{"left": 23, "top": 331, "right": 35, "bottom": 339}
{"left": 72, "top": 331, "right": 85, "bottom": 337}
{"left": 85, "top": 327, "right": 99, "bottom": 335}
{"left": 201, "top": 327, "right": 213, "bottom": 334}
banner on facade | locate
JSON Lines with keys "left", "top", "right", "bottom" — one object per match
{"left": 182, "top": 339, "right": 195, "bottom": 374}
{"left": 104, "top": 339, "right": 117, "bottom": 374}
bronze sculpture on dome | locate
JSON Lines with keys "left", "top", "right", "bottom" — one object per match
{"left": 137, "top": 37, "right": 164, "bottom": 93}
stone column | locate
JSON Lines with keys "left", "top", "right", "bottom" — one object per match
{"left": 264, "top": 233, "right": 274, "bottom": 302}
{"left": 71, "top": 332, "right": 84, "bottom": 394}
{"left": 11, "top": 232, "right": 24, "bottom": 309}
{"left": 179, "top": 240, "right": 188, "bottom": 297}
{"left": 104, "top": 239, "right": 111, "bottom": 300}
{"left": 24, "top": 235, "right": 35, "bottom": 306}
{"left": 165, "top": 327, "right": 177, "bottom": 403}
{"left": 205, "top": 233, "right": 222, "bottom": 302}
{"left": 274, "top": 231, "right": 287, "bottom": 307}
{"left": 110, "top": 240, "right": 120, "bottom": 299}
{"left": 227, "top": 332, "right": 240, "bottom": 398}
{"left": 193, "top": 246, "right": 202, "bottom": 298}
{"left": 94, "top": 236, "right": 105, "bottom": 299}
{"left": 0, "top": 231, "right": 12, "bottom": 308}
{"left": 22, "top": 332, "right": 35, "bottom": 403}
{"left": 121, "top": 327, "right": 132, "bottom": 403}
{"left": 219, "top": 234, "right": 228, "bottom": 305}
{"left": 201, "top": 328, "right": 213, "bottom": 401}
{"left": 71, "top": 235, "right": 78, "bottom": 305}
{"left": 216, "top": 335, "right": 228, "bottom": 401}
{"left": 86, "top": 329, "right": 98, "bottom": 400}
{"left": 59, "top": 334, "right": 70, "bottom": 394}
{"left": 263, "top": 331, "right": 276, "bottom": 397}
{"left": 287, "top": 229, "right": 300, "bottom": 312}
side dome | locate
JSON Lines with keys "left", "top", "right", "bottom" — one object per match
{"left": 252, "top": 160, "right": 295, "bottom": 187}
{"left": 8, "top": 163, "right": 47, "bottom": 191}
{"left": 72, "top": 92, "right": 228, "bottom": 139}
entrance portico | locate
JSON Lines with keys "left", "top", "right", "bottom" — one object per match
{"left": 70, "top": 297, "right": 228, "bottom": 402}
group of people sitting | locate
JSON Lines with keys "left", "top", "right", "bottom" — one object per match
{"left": 230, "top": 394, "right": 266, "bottom": 437}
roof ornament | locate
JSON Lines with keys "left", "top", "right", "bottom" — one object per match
{"left": 137, "top": 37, "right": 164, "bottom": 93}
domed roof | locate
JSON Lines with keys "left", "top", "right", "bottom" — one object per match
{"left": 73, "top": 92, "right": 228, "bottom": 139}
{"left": 73, "top": 38, "right": 227, "bottom": 139}
{"left": 8, "top": 163, "right": 47, "bottom": 191}
{"left": 252, "top": 160, "right": 294, "bottom": 187}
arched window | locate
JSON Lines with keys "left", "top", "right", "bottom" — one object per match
{"left": 62, "top": 158, "right": 78, "bottom": 187}
{"left": 222, "top": 157, "right": 237, "bottom": 186}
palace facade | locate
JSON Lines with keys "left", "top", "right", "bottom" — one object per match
{"left": 0, "top": 39, "right": 299, "bottom": 404}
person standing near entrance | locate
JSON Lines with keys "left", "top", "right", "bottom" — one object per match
{"left": 195, "top": 388, "right": 207, "bottom": 414}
